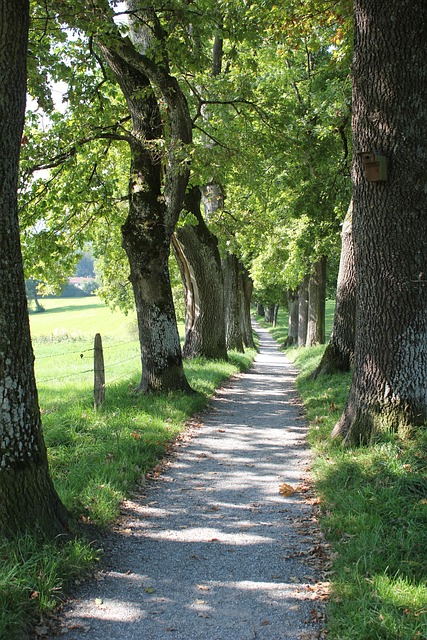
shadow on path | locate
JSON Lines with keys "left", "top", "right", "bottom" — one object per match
{"left": 52, "top": 323, "right": 326, "bottom": 640}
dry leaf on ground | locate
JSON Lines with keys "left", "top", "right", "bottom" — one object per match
{"left": 279, "top": 482, "right": 296, "bottom": 497}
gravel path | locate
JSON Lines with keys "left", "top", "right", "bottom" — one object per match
{"left": 51, "top": 324, "right": 327, "bottom": 640}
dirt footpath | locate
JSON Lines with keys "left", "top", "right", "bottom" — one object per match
{"left": 50, "top": 324, "right": 328, "bottom": 640}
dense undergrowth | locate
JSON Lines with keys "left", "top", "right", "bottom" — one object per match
{"left": 259, "top": 313, "right": 427, "bottom": 640}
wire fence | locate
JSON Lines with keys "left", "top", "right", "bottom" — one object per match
{"left": 34, "top": 335, "right": 141, "bottom": 407}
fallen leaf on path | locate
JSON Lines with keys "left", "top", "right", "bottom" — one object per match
{"left": 306, "top": 582, "right": 330, "bottom": 600}
{"left": 279, "top": 483, "right": 295, "bottom": 497}
{"left": 309, "top": 608, "right": 323, "bottom": 622}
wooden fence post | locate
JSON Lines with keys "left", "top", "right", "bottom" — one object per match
{"left": 94, "top": 333, "right": 105, "bottom": 410}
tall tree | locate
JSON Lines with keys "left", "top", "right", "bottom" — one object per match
{"left": 312, "top": 201, "right": 355, "bottom": 377}
{"left": 306, "top": 256, "right": 327, "bottom": 347}
{"left": 27, "top": 0, "right": 194, "bottom": 393}
{"left": 333, "top": 0, "right": 427, "bottom": 443}
{"left": 171, "top": 24, "right": 228, "bottom": 361}
{"left": 173, "top": 187, "right": 227, "bottom": 359}
{"left": 0, "top": 0, "right": 68, "bottom": 536}
{"left": 239, "top": 264, "right": 256, "bottom": 348}
{"left": 223, "top": 253, "right": 245, "bottom": 352}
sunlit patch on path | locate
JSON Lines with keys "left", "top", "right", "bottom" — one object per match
{"left": 55, "top": 323, "right": 327, "bottom": 640}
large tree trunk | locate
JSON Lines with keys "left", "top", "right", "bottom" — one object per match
{"left": 239, "top": 265, "right": 255, "bottom": 348}
{"left": 286, "top": 289, "right": 299, "bottom": 346}
{"left": 333, "top": 1, "right": 427, "bottom": 443}
{"left": 264, "top": 304, "right": 275, "bottom": 324}
{"left": 298, "top": 276, "right": 309, "bottom": 347}
{"left": 97, "top": 34, "right": 193, "bottom": 393}
{"left": 313, "top": 202, "right": 355, "bottom": 378}
{"left": 306, "top": 256, "right": 327, "bottom": 347}
{"left": 223, "top": 253, "right": 245, "bottom": 352}
{"left": 173, "top": 187, "right": 227, "bottom": 360}
{"left": 169, "top": 26, "right": 228, "bottom": 361}
{"left": 0, "top": 0, "right": 68, "bottom": 537}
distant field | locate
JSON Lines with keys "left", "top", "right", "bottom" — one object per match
{"left": 29, "top": 296, "right": 186, "bottom": 403}
{"left": 29, "top": 296, "right": 136, "bottom": 341}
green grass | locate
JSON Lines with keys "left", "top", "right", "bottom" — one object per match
{"left": 0, "top": 535, "right": 97, "bottom": 640}
{"left": 1, "top": 298, "right": 256, "bottom": 640}
{"left": 258, "top": 305, "right": 427, "bottom": 640}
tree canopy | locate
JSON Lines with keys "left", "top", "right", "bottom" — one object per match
{"left": 21, "top": 0, "right": 353, "bottom": 308}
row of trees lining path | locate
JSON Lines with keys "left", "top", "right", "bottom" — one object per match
{"left": 1, "top": 0, "right": 427, "bottom": 540}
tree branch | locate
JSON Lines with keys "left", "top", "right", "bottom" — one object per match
{"left": 24, "top": 120, "right": 132, "bottom": 175}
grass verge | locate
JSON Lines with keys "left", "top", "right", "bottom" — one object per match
{"left": 258, "top": 313, "right": 427, "bottom": 640}
{"left": 2, "top": 299, "right": 256, "bottom": 640}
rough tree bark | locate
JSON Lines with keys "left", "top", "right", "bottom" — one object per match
{"left": 312, "top": 202, "right": 355, "bottom": 378}
{"left": 306, "top": 256, "right": 327, "bottom": 347}
{"left": 172, "top": 187, "right": 227, "bottom": 359}
{"left": 256, "top": 303, "right": 265, "bottom": 318}
{"left": 264, "top": 304, "right": 275, "bottom": 324}
{"left": 223, "top": 253, "right": 245, "bottom": 352}
{"left": 239, "top": 264, "right": 256, "bottom": 348}
{"left": 333, "top": 0, "right": 427, "bottom": 443}
{"left": 286, "top": 289, "right": 299, "bottom": 346}
{"left": 0, "top": 0, "right": 68, "bottom": 537}
{"left": 298, "top": 276, "right": 309, "bottom": 347}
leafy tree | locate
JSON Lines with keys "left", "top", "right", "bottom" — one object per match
{"left": 25, "top": 0, "right": 195, "bottom": 393}
{"left": 75, "top": 249, "right": 95, "bottom": 277}
{"left": 202, "top": 10, "right": 352, "bottom": 334}
{"left": 21, "top": 0, "right": 353, "bottom": 366}
{"left": 25, "top": 278, "right": 45, "bottom": 312}
{"left": 0, "top": 0, "right": 68, "bottom": 537}
{"left": 333, "top": 0, "right": 427, "bottom": 443}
